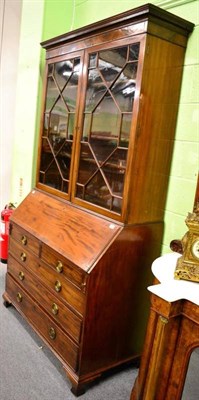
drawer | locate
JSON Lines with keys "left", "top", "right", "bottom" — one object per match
{"left": 8, "top": 242, "right": 85, "bottom": 316}
{"left": 36, "top": 261, "right": 85, "bottom": 316}
{"left": 41, "top": 244, "right": 87, "bottom": 291}
{"left": 7, "top": 255, "right": 82, "bottom": 343}
{"left": 6, "top": 274, "right": 79, "bottom": 372}
{"left": 9, "top": 237, "right": 39, "bottom": 269}
{"left": 10, "top": 223, "right": 40, "bottom": 255}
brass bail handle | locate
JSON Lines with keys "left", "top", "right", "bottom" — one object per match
{"left": 19, "top": 271, "right": 25, "bottom": 281}
{"left": 16, "top": 292, "right": 23, "bottom": 303}
{"left": 21, "top": 235, "right": 27, "bottom": 246}
{"left": 56, "top": 261, "right": 63, "bottom": 273}
{"left": 52, "top": 303, "right": 59, "bottom": 315}
{"left": 20, "top": 252, "right": 27, "bottom": 262}
{"left": 49, "top": 327, "right": 56, "bottom": 340}
{"left": 55, "top": 280, "right": 62, "bottom": 292}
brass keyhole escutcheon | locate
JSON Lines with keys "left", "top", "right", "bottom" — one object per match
{"left": 49, "top": 327, "right": 56, "bottom": 340}
{"left": 56, "top": 261, "right": 63, "bottom": 273}
{"left": 19, "top": 271, "right": 25, "bottom": 281}
{"left": 52, "top": 303, "right": 59, "bottom": 315}
{"left": 21, "top": 235, "right": 27, "bottom": 246}
{"left": 20, "top": 252, "right": 26, "bottom": 262}
{"left": 55, "top": 280, "right": 62, "bottom": 292}
{"left": 16, "top": 292, "right": 23, "bottom": 303}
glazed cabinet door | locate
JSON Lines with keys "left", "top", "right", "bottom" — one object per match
{"left": 37, "top": 51, "right": 84, "bottom": 199}
{"left": 72, "top": 37, "right": 144, "bottom": 219}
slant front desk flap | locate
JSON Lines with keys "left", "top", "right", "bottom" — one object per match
{"left": 10, "top": 189, "right": 122, "bottom": 272}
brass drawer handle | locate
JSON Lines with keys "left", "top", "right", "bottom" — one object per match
{"left": 16, "top": 292, "right": 23, "bottom": 303}
{"left": 51, "top": 303, "right": 59, "bottom": 315}
{"left": 49, "top": 327, "right": 56, "bottom": 340}
{"left": 21, "top": 235, "right": 27, "bottom": 245}
{"left": 56, "top": 261, "right": 63, "bottom": 273}
{"left": 19, "top": 271, "right": 25, "bottom": 281}
{"left": 55, "top": 280, "right": 62, "bottom": 292}
{"left": 20, "top": 252, "right": 27, "bottom": 262}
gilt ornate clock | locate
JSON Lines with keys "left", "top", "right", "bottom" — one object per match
{"left": 175, "top": 203, "right": 199, "bottom": 283}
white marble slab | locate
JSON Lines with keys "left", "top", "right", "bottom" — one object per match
{"left": 148, "top": 252, "right": 199, "bottom": 306}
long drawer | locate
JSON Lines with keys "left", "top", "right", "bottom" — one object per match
{"left": 8, "top": 255, "right": 82, "bottom": 343}
{"left": 6, "top": 274, "right": 79, "bottom": 372}
{"left": 9, "top": 238, "right": 85, "bottom": 316}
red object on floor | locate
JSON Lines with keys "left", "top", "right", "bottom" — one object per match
{"left": 0, "top": 204, "right": 15, "bottom": 263}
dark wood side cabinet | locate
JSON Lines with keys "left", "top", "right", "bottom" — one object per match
{"left": 3, "top": 4, "right": 194, "bottom": 396}
{"left": 130, "top": 294, "right": 199, "bottom": 400}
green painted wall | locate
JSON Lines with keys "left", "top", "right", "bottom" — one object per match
{"left": 11, "top": 0, "right": 199, "bottom": 254}
{"left": 10, "top": 0, "right": 44, "bottom": 204}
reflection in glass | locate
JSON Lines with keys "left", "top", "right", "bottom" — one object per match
{"left": 112, "top": 63, "right": 137, "bottom": 112}
{"left": 85, "top": 69, "right": 107, "bottom": 112}
{"left": 39, "top": 57, "right": 80, "bottom": 194}
{"left": 76, "top": 43, "right": 140, "bottom": 213}
{"left": 91, "top": 95, "right": 121, "bottom": 139}
{"left": 89, "top": 138, "right": 117, "bottom": 165}
{"left": 45, "top": 77, "right": 59, "bottom": 112}
{"left": 182, "top": 348, "right": 199, "bottom": 400}
{"left": 49, "top": 97, "right": 68, "bottom": 143}
{"left": 129, "top": 43, "right": 140, "bottom": 61}
{"left": 77, "top": 143, "right": 98, "bottom": 185}
{"left": 120, "top": 114, "right": 132, "bottom": 146}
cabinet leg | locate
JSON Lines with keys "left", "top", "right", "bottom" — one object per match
{"left": 3, "top": 300, "right": 12, "bottom": 308}
{"left": 71, "top": 383, "right": 86, "bottom": 397}
{"left": 2, "top": 292, "right": 12, "bottom": 308}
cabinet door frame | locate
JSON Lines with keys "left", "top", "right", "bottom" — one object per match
{"left": 71, "top": 34, "right": 146, "bottom": 222}
{"left": 36, "top": 50, "right": 85, "bottom": 201}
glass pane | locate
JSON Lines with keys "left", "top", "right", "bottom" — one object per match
{"left": 91, "top": 94, "right": 121, "bottom": 138}
{"left": 112, "top": 197, "right": 122, "bottom": 213}
{"left": 45, "top": 77, "right": 59, "bottom": 112}
{"left": 85, "top": 69, "right": 107, "bottom": 112}
{"left": 40, "top": 138, "right": 53, "bottom": 172}
{"left": 77, "top": 143, "right": 98, "bottom": 185}
{"left": 44, "top": 159, "right": 62, "bottom": 190}
{"left": 38, "top": 56, "right": 81, "bottom": 195}
{"left": 43, "top": 113, "right": 49, "bottom": 136}
{"left": 182, "top": 348, "right": 199, "bottom": 400}
{"left": 98, "top": 58, "right": 120, "bottom": 86}
{"left": 82, "top": 114, "right": 91, "bottom": 141}
{"left": 76, "top": 43, "right": 140, "bottom": 214}
{"left": 111, "top": 63, "right": 138, "bottom": 112}
{"left": 48, "top": 97, "right": 68, "bottom": 146}
{"left": 68, "top": 113, "right": 75, "bottom": 138}
{"left": 102, "top": 148, "right": 127, "bottom": 194}
{"left": 99, "top": 47, "right": 127, "bottom": 69}
{"left": 62, "top": 71, "right": 79, "bottom": 111}
{"left": 89, "top": 53, "right": 97, "bottom": 68}
{"left": 57, "top": 142, "right": 72, "bottom": 180}
{"left": 48, "top": 64, "right": 54, "bottom": 76}
{"left": 120, "top": 114, "right": 132, "bottom": 146}
{"left": 90, "top": 137, "right": 117, "bottom": 165}
{"left": 84, "top": 171, "right": 112, "bottom": 209}
{"left": 54, "top": 60, "right": 73, "bottom": 90}
{"left": 129, "top": 43, "right": 140, "bottom": 61}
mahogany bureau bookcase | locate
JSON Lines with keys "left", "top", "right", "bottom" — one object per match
{"left": 3, "top": 4, "right": 194, "bottom": 396}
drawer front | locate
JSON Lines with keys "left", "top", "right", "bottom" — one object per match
{"left": 41, "top": 244, "right": 87, "bottom": 291}
{"left": 9, "top": 237, "right": 39, "bottom": 269}
{"left": 10, "top": 224, "right": 40, "bottom": 255}
{"left": 36, "top": 261, "right": 85, "bottom": 316}
{"left": 9, "top": 240, "right": 85, "bottom": 316}
{"left": 7, "top": 255, "right": 82, "bottom": 343}
{"left": 6, "top": 274, "right": 79, "bottom": 372}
